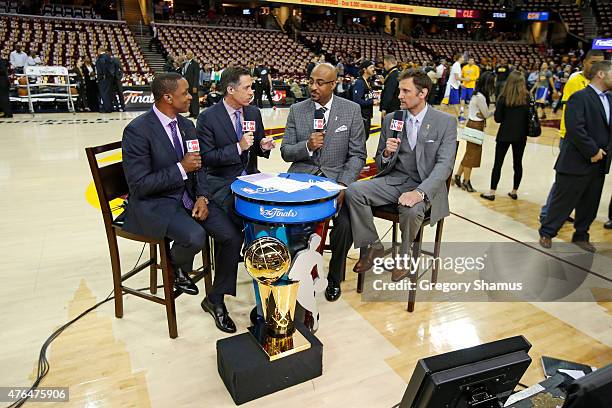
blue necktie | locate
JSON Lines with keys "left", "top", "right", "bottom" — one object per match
{"left": 169, "top": 120, "right": 194, "bottom": 210}
{"left": 235, "top": 111, "right": 243, "bottom": 141}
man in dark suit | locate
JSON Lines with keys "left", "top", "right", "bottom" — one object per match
{"left": 539, "top": 61, "right": 612, "bottom": 252}
{"left": 182, "top": 51, "right": 200, "bottom": 118}
{"left": 197, "top": 66, "right": 275, "bottom": 223}
{"left": 379, "top": 54, "right": 401, "bottom": 124}
{"left": 0, "top": 52, "right": 12, "bottom": 118}
{"left": 281, "top": 63, "right": 367, "bottom": 301}
{"left": 122, "top": 73, "right": 242, "bottom": 333}
{"left": 95, "top": 47, "right": 114, "bottom": 113}
{"left": 111, "top": 55, "right": 125, "bottom": 112}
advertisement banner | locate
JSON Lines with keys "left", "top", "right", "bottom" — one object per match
{"left": 265, "top": 0, "right": 456, "bottom": 18}
{"left": 592, "top": 38, "right": 612, "bottom": 50}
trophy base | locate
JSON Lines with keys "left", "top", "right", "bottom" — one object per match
{"left": 217, "top": 323, "right": 323, "bottom": 405}
{"left": 248, "top": 322, "right": 311, "bottom": 361}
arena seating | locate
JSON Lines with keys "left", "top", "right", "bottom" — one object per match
{"left": 303, "top": 33, "right": 432, "bottom": 66}
{"left": 303, "top": 20, "right": 377, "bottom": 35}
{"left": 594, "top": 1, "right": 612, "bottom": 37}
{"left": 40, "top": 4, "right": 100, "bottom": 19}
{"left": 417, "top": 39, "right": 545, "bottom": 66}
{"left": 557, "top": 4, "right": 585, "bottom": 37}
{"left": 0, "top": 15, "right": 152, "bottom": 83}
{"left": 169, "top": 13, "right": 261, "bottom": 29}
{"left": 0, "top": 0, "right": 17, "bottom": 13}
{"left": 157, "top": 24, "right": 314, "bottom": 77}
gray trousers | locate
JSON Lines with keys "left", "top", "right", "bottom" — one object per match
{"left": 346, "top": 177, "right": 430, "bottom": 255}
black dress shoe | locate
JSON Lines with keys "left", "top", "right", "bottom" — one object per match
{"left": 605, "top": 220, "right": 612, "bottom": 230}
{"left": 173, "top": 267, "right": 199, "bottom": 295}
{"left": 201, "top": 297, "right": 237, "bottom": 333}
{"left": 462, "top": 180, "right": 476, "bottom": 193}
{"left": 480, "top": 193, "right": 495, "bottom": 201}
{"left": 507, "top": 192, "right": 518, "bottom": 200}
{"left": 572, "top": 240, "right": 596, "bottom": 253}
{"left": 454, "top": 175, "right": 462, "bottom": 188}
{"left": 325, "top": 280, "right": 341, "bottom": 302}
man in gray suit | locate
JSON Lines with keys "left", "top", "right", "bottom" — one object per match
{"left": 281, "top": 63, "right": 367, "bottom": 301}
{"left": 347, "top": 69, "right": 456, "bottom": 282}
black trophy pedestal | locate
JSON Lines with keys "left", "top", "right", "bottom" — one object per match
{"left": 216, "top": 324, "right": 323, "bottom": 405}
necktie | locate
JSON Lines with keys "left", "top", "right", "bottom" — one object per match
{"left": 599, "top": 93, "right": 610, "bottom": 124}
{"left": 169, "top": 120, "right": 194, "bottom": 210}
{"left": 407, "top": 117, "right": 417, "bottom": 150}
{"left": 235, "top": 110, "right": 243, "bottom": 141}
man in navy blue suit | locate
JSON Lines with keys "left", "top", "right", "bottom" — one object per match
{"left": 122, "top": 73, "right": 242, "bottom": 333}
{"left": 196, "top": 66, "right": 275, "bottom": 223}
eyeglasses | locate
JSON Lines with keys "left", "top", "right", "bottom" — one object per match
{"left": 308, "top": 78, "right": 336, "bottom": 87}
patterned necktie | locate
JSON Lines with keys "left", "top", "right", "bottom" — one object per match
{"left": 235, "top": 110, "right": 243, "bottom": 141}
{"left": 407, "top": 117, "right": 417, "bottom": 150}
{"left": 169, "top": 120, "right": 194, "bottom": 210}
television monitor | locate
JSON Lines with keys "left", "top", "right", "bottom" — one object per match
{"left": 243, "top": 9, "right": 251, "bottom": 15}
{"left": 563, "top": 363, "right": 612, "bottom": 407}
{"left": 457, "top": 23, "right": 464, "bottom": 29}
{"left": 400, "top": 336, "right": 532, "bottom": 408}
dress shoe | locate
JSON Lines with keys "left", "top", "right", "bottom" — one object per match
{"left": 325, "top": 280, "right": 341, "bottom": 302}
{"left": 539, "top": 236, "right": 552, "bottom": 249}
{"left": 391, "top": 267, "right": 410, "bottom": 282}
{"left": 480, "top": 193, "right": 495, "bottom": 201}
{"left": 454, "top": 175, "right": 462, "bottom": 188}
{"left": 566, "top": 215, "right": 575, "bottom": 223}
{"left": 462, "top": 180, "right": 476, "bottom": 193}
{"left": 201, "top": 297, "right": 237, "bottom": 333}
{"left": 572, "top": 240, "right": 596, "bottom": 253}
{"left": 173, "top": 267, "right": 199, "bottom": 295}
{"left": 353, "top": 245, "right": 385, "bottom": 273}
{"left": 605, "top": 220, "right": 612, "bottom": 230}
{"left": 507, "top": 192, "right": 518, "bottom": 200}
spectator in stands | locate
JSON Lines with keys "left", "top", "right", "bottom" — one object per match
{"left": 83, "top": 56, "right": 98, "bottom": 112}
{"left": 164, "top": 56, "right": 175, "bottom": 73}
{"left": 494, "top": 58, "right": 511, "bottom": 98}
{"left": 111, "top": 55, "right": 125, "bottom": 112}
{"left": 95, "top": 47, "right": 114, "bottom": 114}
{"left": 288, "top": 78, "right": 304, "bottom": 101}
{"left": 181, "top": 51, "right": 200, "bottom": 118}
{"left": 539, "top": 49, "right": 605, "bottom": 224}
{"left": 9, "top": 44, "right": 27, "bottom": 74}
{"left": 306, "top": 56, "right": 318, "bottom": 78}
{"left": 481, "top": 71, "right": 530, "bottom": 201}
{"left": 460, "top": 57, "right": 480, "bottom": 121}
{"left": 454, "top": 72, "right": 496, "bottom": 193}
{"left": 203, "top": 83, "right": 222, "bottom": 107}
{"left": 531, "top": 62, "right": 555, "bottom": 119}
{"left": 148, "top": 23, "right": 161, "bottom": 53}
{"left": 0, "top": 51, "right": 12, "bottom": 118}
{"left": 336, "top": 57, "right": 345, "bottom": 77}
{"left": 26, "top": 51, "right": 42, "bottom": 67}
{"left": 447, "top": 53, "right": 465, "bottom": 120}
{"left": 539, "top": 61, "right": 612, "bottom": 251}
{"left": 380, "top": 54, "right": 400, "bottom": 124}
{"left": 253, "top": 57, "right": 274, "bottom": 109}
{"left": 353, "top": 60, "right": 375, "bottom": 141}
{"left": 200, "top": 63, "right": 212, "bottom": 93}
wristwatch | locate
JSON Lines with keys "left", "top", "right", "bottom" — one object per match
{"left": 415, "top": 189, "right": 428, "bottom": 202}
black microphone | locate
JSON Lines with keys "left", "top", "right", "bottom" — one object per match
{"left": 314, "top": 108, "right": 326, "bottom": 132}
{"left": 390, "top": 110, "right": 404, "bottom": 140}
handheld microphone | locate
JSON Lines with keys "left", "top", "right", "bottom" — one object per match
{"left": 389, "top": 110, "right": 404, "bottom": 139}
{"left": 186, "top": 139, "right": 200, "bottom": 153}
{"left": 314, "top": 109, "right": 325, "bottom": 132}
{"left": 242, "top": 120, "right": 256, "bottom": 133}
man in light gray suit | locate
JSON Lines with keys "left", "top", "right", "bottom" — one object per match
{"left": 347, "top": 69, "right": 456, "bottom": 282}
{"left": 281, "top": 63, "right": 366, "bottom": 301}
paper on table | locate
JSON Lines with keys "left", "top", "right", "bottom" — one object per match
{"left": 558, "top": 369, "right": 586, "bottom": 380}
{"left": 311, "top": 180, "right": 347, "bottom": 191}
{"left": 503, "top": 384, "right": 545, "bottom": 407}
{"left": 249, "top": 176, "right": 312, "bottom": 193}
{"left": 237, "top": 173, "right": 277, "bottom": 182}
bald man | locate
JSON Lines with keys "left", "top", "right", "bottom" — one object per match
{"left": 281, "top": 63, "right": 366, "bottom": 301}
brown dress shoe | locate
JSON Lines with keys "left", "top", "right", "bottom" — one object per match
{"left": 572, "top": 240, "right": 596, "bottom": 253}
{"left": 353, "top": 246, "right": 385, "bottom": 273}
{"left": 391, "top": 267, "right": 410, "bottom": 282}
{"left": 539, "top": 236, "right": 552, "bottom": 249}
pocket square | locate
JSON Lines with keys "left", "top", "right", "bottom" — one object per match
{"left": 335, "top": 125, "right": 348, "bottom": 133}
{"left": 425, "top": 139, "right": 436, "bottom": 143}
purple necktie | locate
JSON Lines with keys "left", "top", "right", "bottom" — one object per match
{"left": 169, "top": 120, "right": 194, "bottom": 210}
{"left": 235, "top": 111, "right": 247, "bottom": 176}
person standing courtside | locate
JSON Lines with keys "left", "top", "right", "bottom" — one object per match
{"left": 182, "top": 51, "right": 200, "bottom": 118}
{"left": 352, "top": 60, "right": 375, "bottom": 141}
{"left": 197, "top": 66, "right": 275, "bottom": 223}
{"left": 111, "top": 55, "right": 125, "bottom": 112}
{"left": 380, "top": 54, "right": 400, "bottom": 124}
{"left": 281, "top": 63, "right": 366, "bottom": 301}
{"left": 95, "top": 47, "right": 114, "bottom": 113}
{"left": 254, "top": 57, "right": 275, "bottom": 109}
{"left": 9, "top": 44, "right": 27, "bottom": 75}
{"left": 346, "top": 70, "right": 456, "bottom": 282}
{"left": 0, "top": 51, "right": 13, "bottom": 118}
{"left": 122, "top": 73, "right": 242, "bottom": 333}
{"left": 539, "top": 61, "right": 612, "bottom": 252}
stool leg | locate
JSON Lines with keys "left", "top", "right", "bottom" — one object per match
{"left": 107, "top": 231, "right": 123, "bottom": 318}
{"left": 431, "top": 220, "right": 444, "bottom": 284}
{"left": 160, "top": 241, "right": 178, "bottom": 339}
{"left": 203, "top": 239, "right": 213, "bottom": 296}
{"left": 407, "top": 227, "right": 424, "bottom": 312}
{"left": 357, "top": 273, "right": 364, "bottom": 293}
{"left": 149, "top": 243, "right": 157, "bottom": 294}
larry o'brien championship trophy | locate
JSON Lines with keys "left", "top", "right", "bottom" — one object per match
{"left": 244, "top": 237, "right": 311, "bottom": 359}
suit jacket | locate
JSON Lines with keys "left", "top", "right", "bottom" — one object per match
{"left": 197, "top": 101, "right": 269, "bottom": 207}
{"left": 183, "top": 59, "right": 200, "bottom": 90}
{"left": 379, "top": 67, "right": 400, "bottom": 114}
{"left": 557, "top": 86, "right": 612, "bottom": 175}
{"left": 375, "top": 107, "right": 457, "bottom": 225}
{"left": 112, "top": 58, "right": 123, "bottom": 81}
{"left": 494, "top": 96, "right": 528, "bottom": 143}
{"left": 281, "top": 97, "right": 366, "bottom": 186}
{"left": 95, "top": 53, "right": 114, "bottom": 80}
{"left": 122, "top": 109, "right": 208, "bottom": 239}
